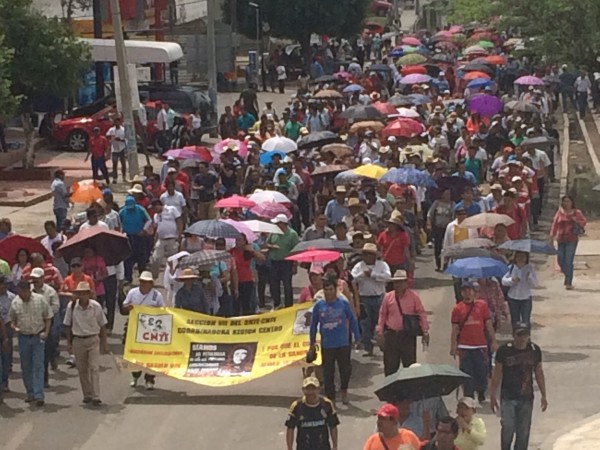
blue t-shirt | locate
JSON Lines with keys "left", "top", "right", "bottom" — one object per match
{"left": 310, "top": 298, "right": 360, "bottom": 349}
{"left": 119, "top": 204, "right": 149, "bottom": 235}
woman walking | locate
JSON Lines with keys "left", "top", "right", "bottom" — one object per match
{"left": 550, "top": 196, "right": 586, "bottom": 290}
{"left": 502, "top": 251, "right": 537, "bottom": 329}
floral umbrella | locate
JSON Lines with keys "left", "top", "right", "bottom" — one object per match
{"left": 397, "top": 54, "right": 427, "bottom": 66}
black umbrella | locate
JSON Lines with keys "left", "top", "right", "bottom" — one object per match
{"left": 504, "top": 100, "right": 540, "bottom": 113}
{"left": 178, "top": 250, "right": 233, "bottom": 269}
{"left": 369, "top": 64, "right": 391, "bottom": 72}
{"left": 521, "top": 136, "right": 558, "bottom": 148}
{"left": 375, "top": 364, "right": 470, "bottom": 402}
{"left": 297, "top": 131, "right": 340, "bottom": 150}
{"left": 339, "top": 105, "right": 385, "bottom": 121}
{"left": 423, "top": 63, "right": 444, "bottom": 77}
{"left": 311, "top": 75, "right": 338, "bottom": 84}
{"left": 290, "top": 238, "right": 355, "bottom": 255}
{"left": 388, "top": 94, "right": 415, "bottom": 107}
{"left": 431, "top": 54, "right": 453, "bottom": 64}
{"left": 463, "top": 63, "right": 495, "bottom": 76}
{"left": 430, "top": 175, "right": 474, "bottom": 202}
{"left": 185, "top": 220, "right": 241, "bottom": 239}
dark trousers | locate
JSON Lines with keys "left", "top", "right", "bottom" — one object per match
{"left": 322, "top": 346, "right": 352, "bottom": 401}
{"left": 104, "top": 274, "right": 118, "bottom": 330}
{"left": 278, "top": 79, "right": 285, "bottom": 94}
{"left": 111, "top": 152, "right": 127, "bottom": 180}
{"left": 1, "top": 326, "right": 12, "bottom": 388}
{"left": 383, "top": 330, "right": 417, "bottom": 376}
{"left": 270, "top": 260, "right": 293, "bottom": 307}
{"left": 236, "top": 281, "right": 255, "bottom": 315}
{"left": 124, "top": 234, "right": 148, "bottom": 283}
{"left": 54, "top": 208, "right": 68, "bottom": 230}
{"left": 217, "top": 292, "right": 233, "bottom": 317}
{"left": 561, "top": 89, "right": 576, "bottom": 111}
{"left": 257, "top": 265, "right": 269, "bottom": 307}
{"left": 459, "top": 348, "right": 488, "bottom": 397}
{"left": 432, "top": 226, "right": 446, "bottom": 270}
{"left": 577, "top": 91, "right": 588, "bottom": 118}
{"left": 44, "top": 315, "right": 61, "bottom": 384}
{"left": 297, "top": 192, "right": 311, "bottom": 228}
{"left": 91, "top": 156, "right": 110, "bottom": 183}
{"left": 507, "top": 297, "right": 532, "bottom": 329}
{"left": 132, "top": 371, "right": 155, "bottom": 383}
{"left": 359, "top": 295, "right": 382, "bottom": 353}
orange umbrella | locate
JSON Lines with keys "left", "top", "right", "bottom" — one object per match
{"left": 401, "top": 65, "right": 427, "bottom": 75}
{"left": 70, "top": 181, "right": 103, "bottom": 204}
{"left": 463, "top": 71, "right": 491, "bottom": 81}
{"left": 484, "top": 55, "right": 506, "bottom": 65}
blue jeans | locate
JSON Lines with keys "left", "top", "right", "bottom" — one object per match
{"left": 459, "top": 348, "right": 488, "bottom": 397}
{"left": 54, "top": 208, "right": 68, "bottom": 230}
{"left": 557, "top": 241, "right": 577, "bottom": 286}
{"left": 91, "top": 156, "right": 109, "bottom": 182}
{"left": 18, "top": 334, "right": 46, "bottom": 400}
{"left": 507, "top": 297, "right": 532, "bottom": 329}
{"left": 359, "top": 294, "right": 382, "bottom": 353}
{"left": 124, "top": 234, "right": 149, "bottom": 283}
{"left": 1, "top": 326, "right": 12, "bottom": 389}
{"left": 44, "top": 315, "right": 61, "bottom": 382}
{"left": 501, "top": 399, "right": 533, "bottom": 450}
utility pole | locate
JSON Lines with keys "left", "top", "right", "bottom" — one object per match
{"left": 206, "top": 0, "right": 218, "bottom": 130}
{"left": 109, "top": 0, "right": 139, "bottom": 178}
{"left": 93, "top": 0, "right": 104, "bottom": 100}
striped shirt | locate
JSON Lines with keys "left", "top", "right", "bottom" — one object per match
{"left": 9, "top": 292, "right": 53, "bottom": 335}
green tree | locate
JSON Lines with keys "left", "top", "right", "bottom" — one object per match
{"left": 223, "top": 0, "right": 369, "bottom": 66}
{"left": 0, "top": 34, "right": 19, "bottom": 117}
{"left": 0, "top": 0, "right": 90, "bottom": 167}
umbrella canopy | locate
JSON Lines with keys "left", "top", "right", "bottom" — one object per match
{"left": 70, "top": 182, "right": 103, "bottom": 204}
{"left": 467, "top": 94, "right": 503, "bottom": 117}
{"left": 514, "top": 75, "right": 544, "bottom": 86}
{"left": 433, "top": 30, "right": 453, "bottom": 41}
{"left": 163, "top": 147, "right": 209, "bottom": 162}
{"left": 434, "top": 41, "right": 458, "bottom": 52}
{"left": 248, "top": 190, "right": 291, "bottom": 204}
{"left": 290, "top": 238, "right": 354, "bottom": 255}
{"left": 342, "top": 84, "right": 363, "bottom": 93}
{"left": 340, "top": 105, "right": 385, "bottom": 121}
{"left": 504, "top": 100, "right": 540, "bottom": 113}
{"left": 352, "top": 164, "right": 388, "bottom": 180}
{"left": 311, "top": 164, "right": 350, "bottom": 177}
{"left": 0, "top": 234, "right": 51, "bottom": 266}
{"left": 321, "top": 143, "right": 354, "bottom": 159}
{"left": 521, "top": 136, "right": 558, "bottom": 148}
{"left": 464, "top": 45, "right": 487, "bottom": 56}
{"left": 259, "top": 150, "right": 285, "bottom": 166}
{"left": 261, "top": 136, "right": 298, "bottom": 153}
{"left": 185, "top": 220, "right": 242, "bottom": 239}
{"left": 372, "top": 102, "right": 399, "bottom": 116}
{"left": 219, "top": 219, "right": 257, "bottom": 242}
{"left": 214, "top": 195, "right": 256, "bottom": 209}
{"left": 178, "top": 250, "right": 232, "bottom": 269}
{"left": 394, "top": 107, "right": 421, "bottom": 119}
{"left": 485, "top": 55, "right": 507, "bottom": 65}
{"left": 380, "top": 168, "right": 437, "bottom": 187}
{"left": 466, "top": 78, "right": 493, "bottom": 89}
{"left": 334, "top": 169, "right": 363, "bottom": 185}
{"left": 59, "top": 228, "right": 131, "bottom": 266}
{"left": 382, "top": 118, "right": 425, "bottom": 139}
{"left": 458, "top": 212, "right": 515, "bottom": 229}
{"left": 449, "top": 25, "right": 463, "bottom": 33}
{"left": 400, "top": 73, "right": 432, "bottom": 85}
{"left": 400, "top": 45, "right": 418, "bottom": 54}
{"left": 463, "top": 71, "right": 491, "bottom": 81}
{"left": 445, "top": 238, "right": 494, "bottom": 250}
{"left": 242, "top": 220, "right": 283, "bottom": 235}
{"left": 463, "top": 62, "right": 494, "bottom": 74}
{"left": 407, "top": 94, "right": 432, "bottom": 105}
{"left": 375, "top": 364, "right": 470, "bottom": 402}
{"left": 313, "top": 89, "right": 343, "bottom": 99}
{"left": 388, "top": 94, "right": 415, "bottom": 107}
{"left": 498, "top": 239, "right": 557, "bottom": 255}
{"left": 312, "top": 74, "right": 338, "bottom": 84}
{"left": 213, "top": 139, "right": 247, "bottom": 156}
{"left": 402, "top": 36, "right": 421, "bottom": 46}
{"left": 430, "top": 175, "right": 474, "bottom": 201}
{"left": 334, "top": 70, "right": 352, "bottom": 80}
{"left": 400, "top": 65, "right": 427, "bottom": 76}
{"left": 388, "top": 48, "right": 404, "bottom": 58}
{"left": 445, "top": 256, "right": 509, "bottom": 278}
{"left": 397, "top": 54, "right": 427, "bottom": 66}
{"left": 285, "top": 249, "right": 341, "bottom": 264}
{"left": 477, "top": 40, "right": 494, "bottom": 48}
{"left": 431, "top": 54, "right": 454, "bottom": 64}
{"left": 250, "top": 202, "right": 292, "bottom": 220}
{"left": 442, "top": 246, "right": 504, "bottom": 260}
{"left": 297, "top": 131, "right": 339, "bottom": 150}
{"left": 349, "top": 121, "right": 385, "bottom": 133}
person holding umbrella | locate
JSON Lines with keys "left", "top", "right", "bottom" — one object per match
{"left": 502, "top": 251, "right": 538, "bottom": 329}
{"left": 266, "top": 214, "right": 299, "bottom": 309}
{"left": 376, "top": 270, "right": 429, "bottom": 376}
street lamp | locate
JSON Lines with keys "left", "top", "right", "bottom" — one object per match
{"left": 248, "top": 2, "right": 260, "bottom": 75}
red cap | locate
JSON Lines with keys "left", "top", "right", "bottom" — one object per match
{"left": 503, "top": 146, "right": 513, "bottom": 154}
{"left": 375, "top": 403, "right": 399, "bottom": 421}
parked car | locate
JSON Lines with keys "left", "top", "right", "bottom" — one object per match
{"left": 369, "top": 0, "right": 392, "bottom": 16}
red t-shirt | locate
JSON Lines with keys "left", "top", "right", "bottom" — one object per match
{"left": 89, "top": 136, "right": 108, "bottom": 158}
{"left": 230, "top": 247, "right": 253, "bottom": 282}
{"left": 451, "top": 299, "right": 490, "bottom": 347}
{"left": 377, "top": 230, "right": 410, "bottom": 266}
{"left": 494, "top": 204, "right": 526, "bottom": 240}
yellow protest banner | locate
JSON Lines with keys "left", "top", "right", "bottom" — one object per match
{"left": 123, "top": 303, "right": 316, "bottom": 387}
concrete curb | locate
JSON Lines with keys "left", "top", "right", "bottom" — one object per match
{"left": 538, "top": 412, "right": 600, "bottom": 449}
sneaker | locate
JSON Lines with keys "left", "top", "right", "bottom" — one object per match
{"left": 83, "top": 397, "right": 92, "bottom": 404}
{"left": 35, "top": 400, "right": 45, "bottom": 407}
{"left": 50, "top": 358, "right": 59, "bottom": 371}
{"left": 478, "top": 392, "right": 486, "bottom": 403}
{"left": 24, "top": 397, "right": 35, "bottom": 403}
{"left": 341, "top": 390, "right": 349, "bottom": 405}
{"left": 91, "top": 399, "right": 102, "bottom": 406}
{"left": 145, "top": 380, "right": 155, "bottom": 391}
{"left": 130, "top": 377, "right": 139, "bottom": 388}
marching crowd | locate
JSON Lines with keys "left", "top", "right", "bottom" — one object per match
{"left": 0, "top": 21, "right": 592, "bottom": 450}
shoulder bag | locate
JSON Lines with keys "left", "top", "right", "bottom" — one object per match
{"left": 378, "top": 432, "right": 391, "bottom": 450}
{"left": 456, "top": 302, "right": 476, "bottom": 341}
{"left": 394, "top": 294, "right": 423, "bottom": 336}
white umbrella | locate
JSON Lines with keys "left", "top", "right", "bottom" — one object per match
{"left": 458, "top": 213, "right": 515, "bottom": 229}
{"left": 242, "top": 220, "right": 284, "bottom": 234}
{"left": 261, "top": 136, "right": 298, "bottom": 153}
{"left": 395, "top": 107, "right": 421, "bottom": 119}
{"left": 248, "top": 189, "right": 291, "bottom": 204}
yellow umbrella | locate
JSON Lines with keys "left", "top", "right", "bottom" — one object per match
{"left": 352, "top": 164, "right": 388, "bottom": 180}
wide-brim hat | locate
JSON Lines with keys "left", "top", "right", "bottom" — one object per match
{"left": 139, "top": 271, "right": 154, "bottom": 282}
{"left": 127, "top": 184, "right": 145, "bottom": 195}
{"left": 74, "top": 281, "right": 92, "bottom": 292}
{"left": 176, "top": 268, "right": 199, "bottom": 281}
{"left": 361, "top": 243, "right": 378, "bottom": 254}
{"left": 390, "top": 269, "right": 408, "bottom": 281}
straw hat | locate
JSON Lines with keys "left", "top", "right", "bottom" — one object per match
{"left": 176, "top": 268, "right": 199, "bottom": 281}
{"left": 361, "top": 243, "right": 378, "bottom": 254}
{"left": 74, "top": 281, "right": 92, "bottom": 292}
{"left": 127, "top": 184, "right": 145, "bottom": 195}
{"left": 139, "top": 271, "right": 154, "bottom": 282}
{"left": 346, "top": 197, "right": 364, "bottom": 209}
{"left": 387, "top": 210, "right": 404, "bottom": 226}
{"left": 390, "top": 269, "right": 408, "bottom": 281}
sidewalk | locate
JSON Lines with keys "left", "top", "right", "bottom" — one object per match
{"left": 547, "top": 413, "right": 600, "bottom": 449}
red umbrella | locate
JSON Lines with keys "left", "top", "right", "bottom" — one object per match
{"left": 401, "top": 65, "right": 427, "bottom": 76}
{"left": 434, "top": 41, "right": 458, "bottom": 52}
{"left": 214, "top": 195, "right": 256, "bottom": 209}
{"left": 59, "top": 228, "right": 131, "bottom": 266}
{"left": 463, "top": 71, "right": 491, "bottom": 81}
{"left": 250, "top": 202, "right": 292, "bottom": 220}
{"left": 382, "top": 118, "right": 425, "bottom": 139}
{"left": 372, "top": 102, "right": 398, "bottom": 116}
{"left": 484, "top": 55, "right": 507, "bottom": 65}
{"left": 182, "top": 145, "right": 212, "bottom": 163}
{"left": 0, "top": 235, "right": 51, "bottom": 266}
{"left": 285, "top": 249, "right": 341, "bottom": 264}
{"left": 402, "top": 36, "right": 421, "bottom": 47}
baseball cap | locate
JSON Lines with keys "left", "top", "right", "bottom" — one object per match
{"left": 454, "top": 205, "right": 467, "bottom": 213}
{"left": 387, "top": 136, "right": 397, "bottom": 143}
{"left": 70, "top": 257, "right": 82, "bottom": 267}
{"left": 513, "top": 321, "right": 531, "bottom": 335}
{"left": 376, "top": 403, "right": 400, "bottom": 421}
{"left": 271, "top": 214, "right": 289, "bottom": 224}
{"left": 30, "top": 267, "right": 45, "bottom": 278}
{"left": 167, "top": 167, "right": 178, "bottom": 174}
{"left": 302, "top": 377, "right": 320, "bottom": 388}
{"left": 461, "top": 281, "right": 475, "bottom": 289}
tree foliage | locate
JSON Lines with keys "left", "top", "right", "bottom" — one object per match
{"left": 61, "top": 0, "right": 92, "bottom": 23}
{"left": 0, "top": 34, "right": 19, "bottom": 116}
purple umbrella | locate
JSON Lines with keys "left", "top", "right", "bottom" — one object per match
{"left": 400, "top": 73, "right": 432, "bottom": 85}
{"left": 163, "top": 148, "right": 205, "bottom": 160}
{"left": 467, "top": 94, "right": 503, "bottom": 118}
{"left": 514, "top": 75, "right": 544, "bottom": 86}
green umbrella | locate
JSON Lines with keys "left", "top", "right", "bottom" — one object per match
{"left": 402, "top": 45, "right": 418, "bottom": 54}
{"left": 397, "top": 53, "right": 427, "bottom": 66}
{"left": 478, "top": 40, "right": 494, "bottom": 48}
{"left": 375, "top": 364, "right": 470, "bottom": 402}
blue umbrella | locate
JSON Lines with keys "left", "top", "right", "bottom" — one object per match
{"left": 445, "top": 257, "right": 508, "bottom": 278}
{"left": 343, "top": 84, "right": 364, "bottom": 93}
{"left": 467, "top": 78, "right": 492, "bottom": 89}
{"left": 185, "top": 220, "right": 241, "bottom": 239}
{"left": 498, "top": 239, "right": 557, "bottom": 255}
{"left": 380, "top": 168, "right": 437, "bottom": 187}
{"left": 334, "top": 169, "right": 362, "bottom": 185}
{"left": 388, "top": 48, "right": 404, "bottom": 58}
{"left": 259, "top": 150, "right": 285, "bottom": 166}
{"left": 408, "top": 94, "right": 432, "bottom": 105}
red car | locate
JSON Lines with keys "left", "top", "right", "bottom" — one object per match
{"left": 51, "top": 102, "right": 188, "bottom": 152}
{"left": 369, "top": 0, "right": 392, "bottom": 16}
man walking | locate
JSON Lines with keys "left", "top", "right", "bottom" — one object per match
{"left": 362, "top": 403, "right": 422, "bottom": 450}
{"left": 350, "top": 243, "right": 390, "bottom": 357}
{"left": 63, "top": 282, "right": 108, "bottom": 406}
{"left": 309, "top": 275, "right": 360, "bottom": 404}
{"left": 450, "top": 281, "right": 498, "bottom": 402}
{"left": 0, "top": 276, "right": 15, "bottom": 392}
{"left": 85, "top": 126, "right": 110, "bottom": 184}
{"left": 266, "top": 214, "right": 299, "bottom": 308}
{"left": 150, "top": 198, "right": 182, "bottom": 279}
{"left": 491, "top": 322, "right": 547, "bottom": 450}
{"left": 9, "top": 280, "right": 53, "bottom": 406}
{"left": 51, "top": 169, "right": 70, "bottom": 229}
{"left": 119, "top": 195, "right": 151, "bottom": 283}
{"left": 574, "top": 69, "right": 592, "bottom": 119}
{"left": 106, "top": 117, "right": 127, "bottom": 183}
{"left": 285, "top": 377, "right": 340, "bottom": 450}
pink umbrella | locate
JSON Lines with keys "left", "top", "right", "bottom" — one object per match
{"left": 400, "top": 73, "right": 432, "bottom": 85}
{"left": 163, "top": 148, "right": 208, "bottom": 161}
{"left": 214, "top": 195, "right": 256, "bottom": 209}
{"left": 285, "top": 249, "right": 341, "bottom": 264}
{"left": 514, "top": 75, "right": 545, "bottom": 86}
{"left": 250, "top": 202, "right": 292, "bottom": 220}
{"left": 449, "top": 25, "right": 463, "bottom": 33}
{"left": 402, "top": 36, "right": 421, "bottom": 46}
{"left": 219, "top": 219, "right": 257, "bottom": 242}
{"left": 334, "top": 70, "right": 352, "bottom": 80}
{"left": 213, "top": 139, "right": 248, "bottom": 157}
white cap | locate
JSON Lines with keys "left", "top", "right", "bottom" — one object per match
{"left": 30, "top": 267, "right": 45, "bottom": 278}
{"left": 283, "top": 156, "right": 294, "bottom": 163}
{"left": 271, "top": 214, "right": 289, "bottom": 224}
{"left": 387, "top": 136, "right": 397, "bottom": 143}
{"left": 511, "top": 176, "right": 522, "bottom": 182}
{"left": 439, "top": 71, "right": 445, "bottom": 76}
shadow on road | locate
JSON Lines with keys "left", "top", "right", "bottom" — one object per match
{"left": 124, "top": 391, "right": 297, "bottom": 408}
{"left": 413, "top": 277, "right": 453, "bottom": 290}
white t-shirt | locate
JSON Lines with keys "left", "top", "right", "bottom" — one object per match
{"left": 475, "top": 147, "right": 488, "bottom": 162}
{"left": 527, "top": 149, "right": 551, "bottom": 174}
{"left": 190, "top": 114, "right": 202, "bottom": 130}
{"left": 123, "top": 287, "right": 165, "bottom": 307}
{"left": 160, "top": 191, "right": 186, "bottom": 214}
{"left": 156, "top": 109, "right": 168, "bottom": 131}
{"left": 106, "top": 126, "right": 126, "bottom": 153}
{"left": 41, "top": 234, "right": 65, "bottom": 255}
{"left": 276, "top": 65, "right": 287, "bottom": 81}
{"left": 79, "top": 220, "right": 109, "bottom": 231}
{"left": 153, "top": 205, "right": 181, "bottom": 240}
